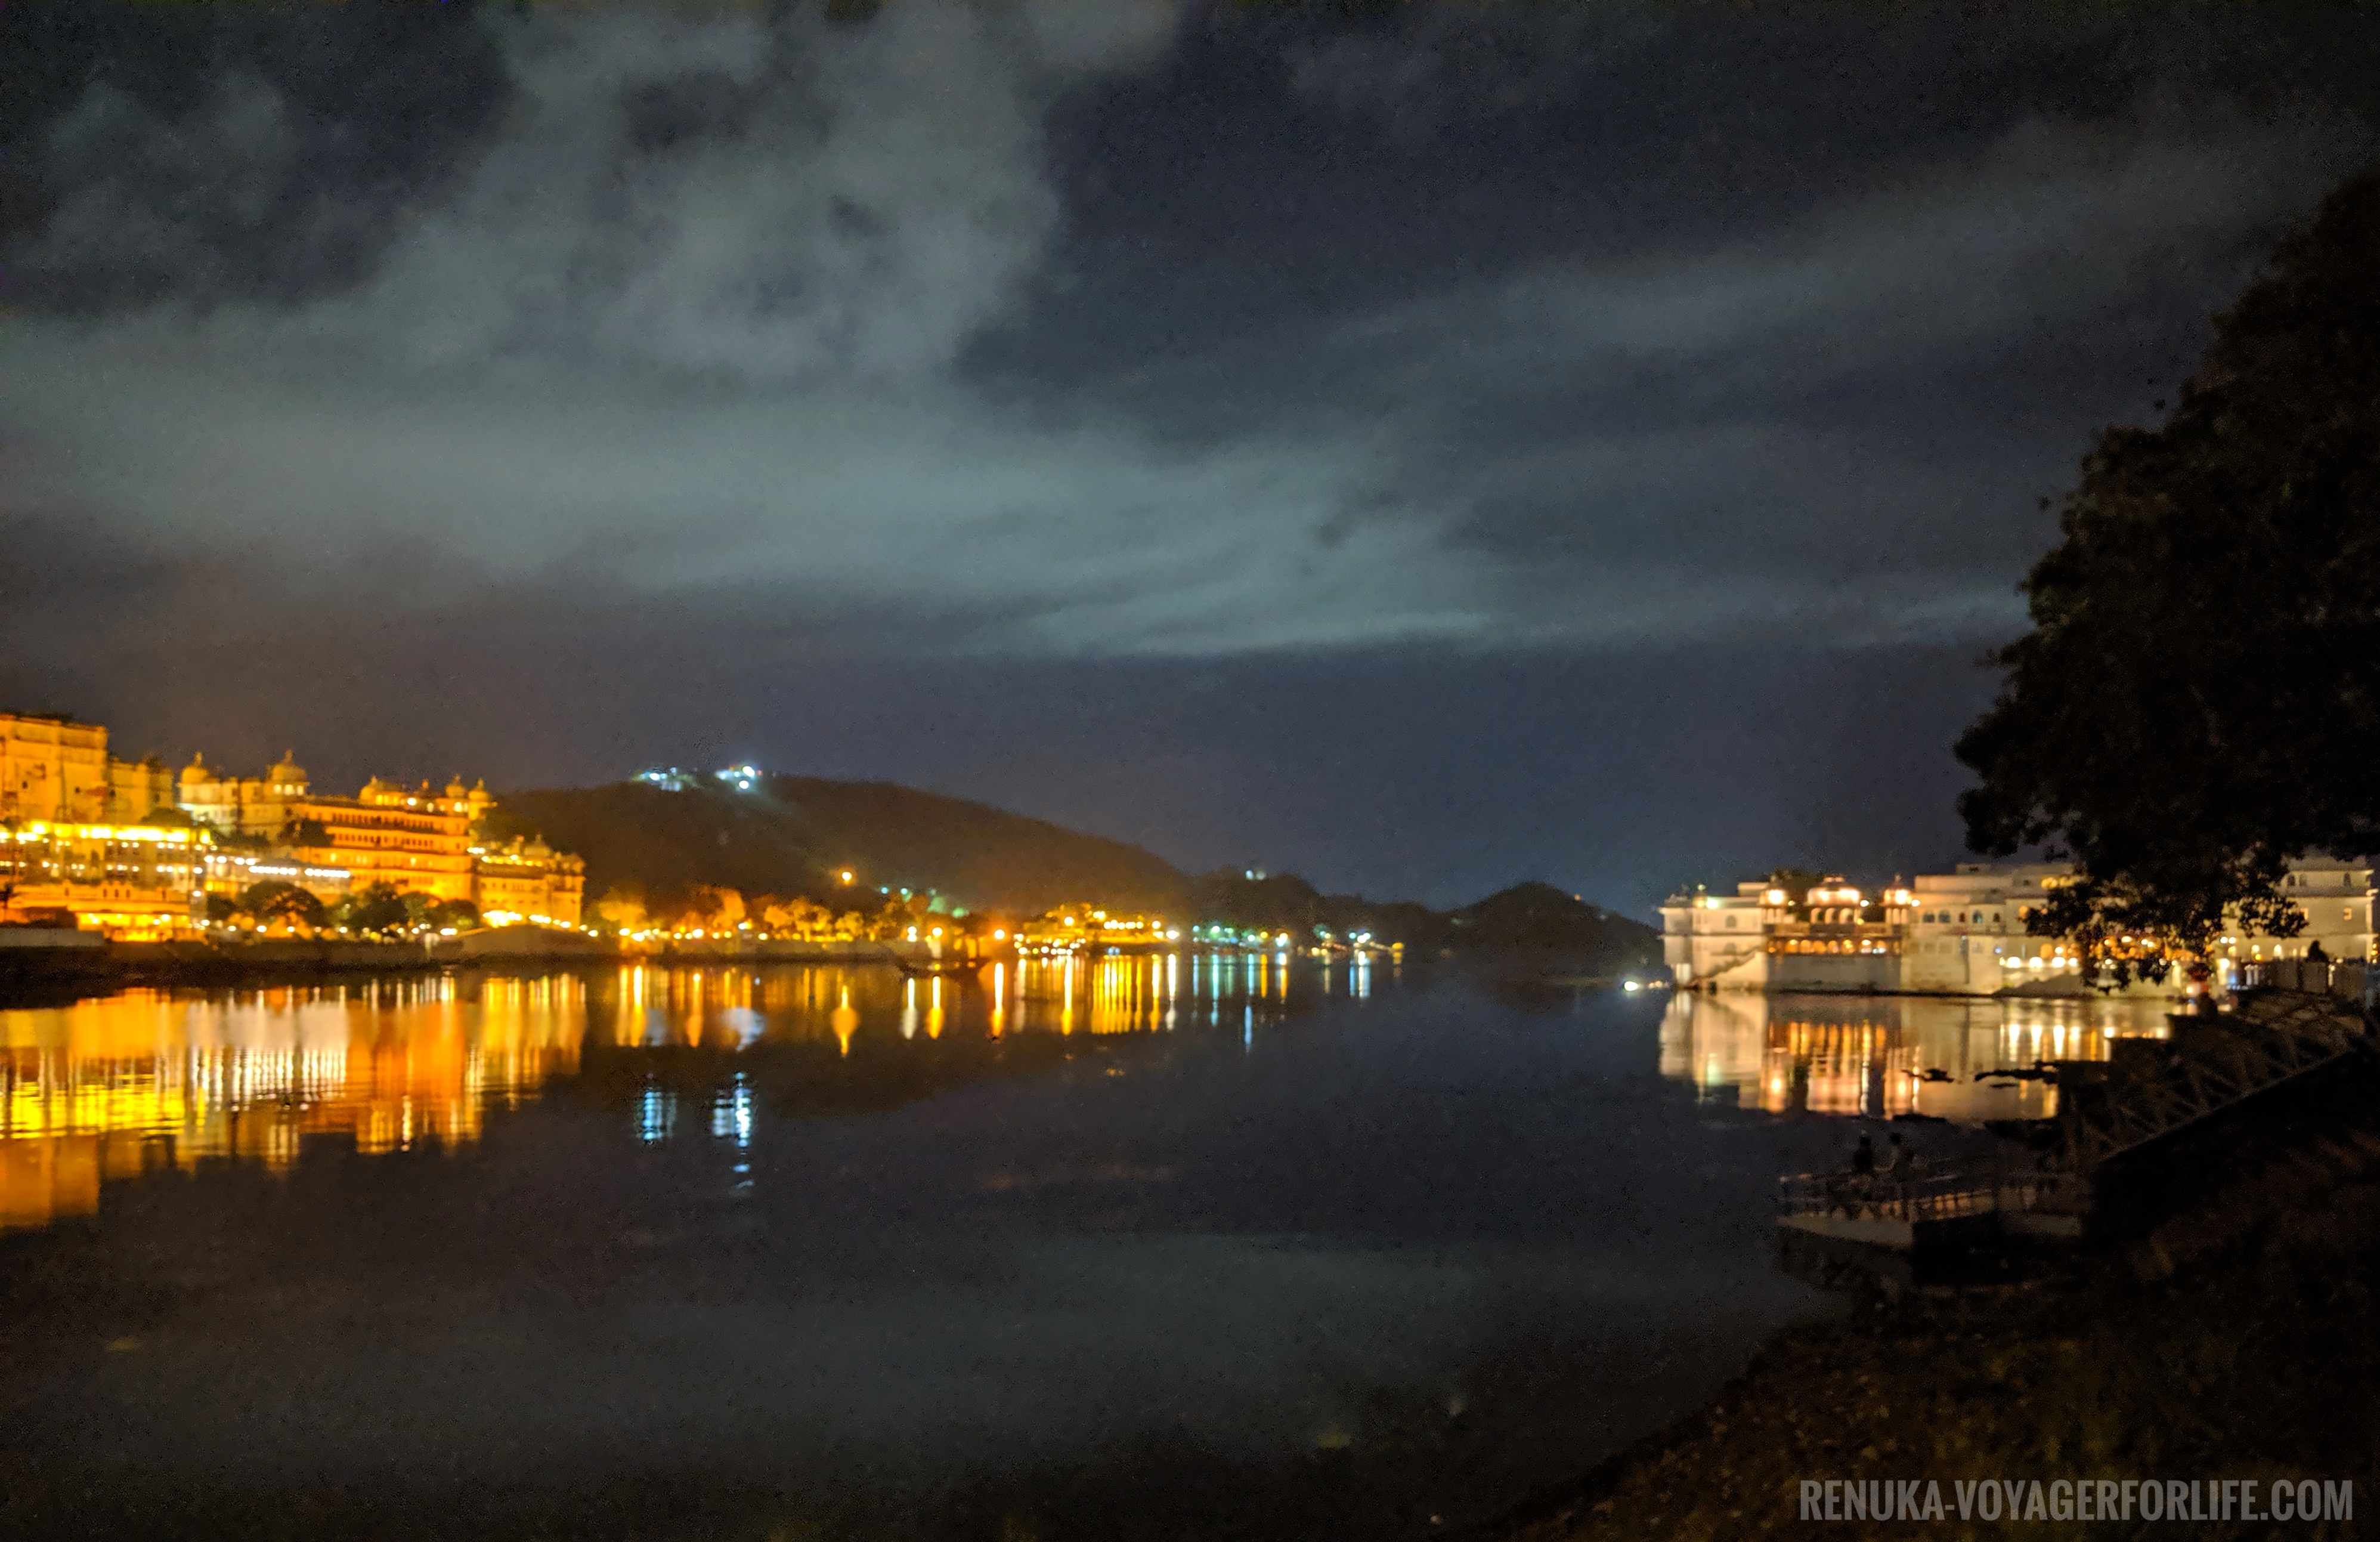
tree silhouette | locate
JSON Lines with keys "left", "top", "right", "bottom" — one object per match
{"left": 239, "top": 880, "right": 325, "bottom": 932}
{"left": 1958, "top": 172, "right": 2380, "bottom": 977}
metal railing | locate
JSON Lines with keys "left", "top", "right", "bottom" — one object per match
{"left": 1778, "top": 1169, "right": 2086, "bottom": 1224}
{"left": 1781, "top": 1171, "right": 1976, "bottom": 1222}
{"left": 2054, "top": 991, "right": 2372, "bottom": 1172}
{"left": 2234, "top": 956, "right": 2376, "bottom": 1008}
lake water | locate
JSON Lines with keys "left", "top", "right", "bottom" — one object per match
{"left": 1658, "top": 987, "right": 2180, "bottom": 1124}
{"left": 0, "top": 962, "right": 1894, "bottom": 1541}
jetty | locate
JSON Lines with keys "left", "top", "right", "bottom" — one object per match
{"left": 1778, "top": 962, "right": 2380, "bottom": 1275}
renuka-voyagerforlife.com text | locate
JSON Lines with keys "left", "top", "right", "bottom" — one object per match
{"left": 1797, "top": 1477, "right": 2353, "bottom": 1523}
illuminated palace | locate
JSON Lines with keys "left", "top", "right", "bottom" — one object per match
{"left": 0, "top": 712, "right": 584, "bottom": 935}
{"left": 1661, "top": 860, "right": 2376, "bottom": 994}
{"left": 178, "top": 751, "right": 585, "bottom": 926}
{"left": 1, "top": 712, "right": 203, "bottom": 937}
{"left": 0, "top": 711, "right": 173, "bottom": 826}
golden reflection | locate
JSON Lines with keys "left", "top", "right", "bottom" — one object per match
{"left": 1, "top": 956, "right": 1353, "bottom": 1235}
{"left": 1657, "top": 991, "right": 2177, "bottom": 1122}
{"left": 0, "top": 977, "right": 584, "bottom": 1234}
{"left": 832, "top": 986, "right": 859, "bottom": 1056}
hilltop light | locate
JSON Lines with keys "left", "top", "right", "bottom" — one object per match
{"left": 840, "top": 870, "right": 854, "bottom": 883}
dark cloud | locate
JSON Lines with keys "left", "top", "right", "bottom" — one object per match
{"left": 2, "top": 2, "right": 509, "bottom": 310}
{"left": 4, "top": 2, "right": 2378, "bottom": 903}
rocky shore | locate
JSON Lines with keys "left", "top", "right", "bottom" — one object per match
{"left": 1472, "top": 1000, "right": 2380, "bottom": 1540}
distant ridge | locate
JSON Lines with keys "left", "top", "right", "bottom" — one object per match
{"left": 486, "top": 775, "right": 1663, "bottom": 976}
{"left": 483, "top": 776, "right": 1191, "bottom": 917}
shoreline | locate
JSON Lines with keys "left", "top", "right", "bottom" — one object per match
{"left": 0, "top": 937, "right": 1640, "bottom": 1008}
{"left": 0, "top": 934, "right": 952, "bottom": 1005}
{"left": 1675, "top": 982, "right": 2179, "bottom": 1002}
{"left": 1463, "top": 1025, "right": 2380, "bottom": 1539}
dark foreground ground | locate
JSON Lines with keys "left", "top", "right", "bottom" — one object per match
{"left": 1475, "top": 1067, "right": 2380, "bottom": 1541}
{"left": 8, "top": 1195, "right": 2367, "bottom": 1542}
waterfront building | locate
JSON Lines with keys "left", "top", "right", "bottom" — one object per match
{"left": 0, "top": 818, "right": 212, "bottom": 940}
{"left": 179, "top": 754, "right": 582, "bottom": 924}
{"left": 1900, "top": 864, "right": 2073, "bottom": 993}
{"left": 203, "top": 851, "right": 354, "bottom": 910}
{"left": 469, "top": 833, "right": 587, "bottom": 928}
{"left": 1663, "top": 881, "right": 1769, "bottom": 986}
{"left": 2261, "top": 860, "right": 2375, "bottom": 965}
{"left": 1, "top": 712, "right": 172, "bottom": 826}
{"left": 1663, "top": 876, "right": 1916, "bottom": 992}
{"left": 5, "top": 712, "right": 586, "bottom": 934}
{"left": 1662, "top": 858, "right": 2376, "bottom": 994}
{"left": 1017, "top": 907, "right": 1178, "bottom": 953}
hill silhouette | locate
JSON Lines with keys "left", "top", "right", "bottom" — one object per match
{"left": 485, "top": 777, "right": 1660, "bottom": 975}
{"left": 484, "top": 777, "right": 1190, "bottom": 917}
{"left": 1445, "top": 880, "right": 1663, "bottom": 968}
{"left": 1190, "top": 872, "right": 1660, "bottom": 974}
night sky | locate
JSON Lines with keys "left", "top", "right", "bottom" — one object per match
{"left": 5, "top": 2, "right": 2377, "bottom": 911}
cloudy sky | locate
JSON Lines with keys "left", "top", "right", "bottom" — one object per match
{"left": 4, "top": 1, "right": 2376, "bottom": 909}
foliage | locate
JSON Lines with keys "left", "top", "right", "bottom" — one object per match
{"left": 757, "top": 894, "right": 837, "bottom": 938}
{"left": 424, "top": 897, "right": 481, "bottom": 932}
{"left": 237, "top": 879, "right": 324, "bottom": 932}
{"left": 677, "top": 883, "right": 745, "bottom": 932}
{"left": 336, "top": 881, "right": 411, "bottom": 938}
{"left": 1957, "top": 172, "right": 2380, "bottom": 978}
{"left": 593, "top": 885, "right": 649, "bottom": 932}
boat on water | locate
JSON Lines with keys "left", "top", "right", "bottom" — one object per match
{"left": 878, "top": 942, "right": 986, "bottom": 977}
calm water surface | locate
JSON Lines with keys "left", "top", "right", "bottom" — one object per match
{"left": 0, "top": 962, "right": 1896, "bottom": 1540}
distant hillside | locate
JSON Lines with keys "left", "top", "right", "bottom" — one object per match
{"left": 1444, "top": 880, "right": 1663, "bottom": 969}
{"left": 484, "top": 778, "right": 1660, "bottom": 974}
{"left": 484, "top": 777, "right": 1191, "bottom": 917}
{"left": 1191, "top": 872, "right": 1662, "bottom": 975}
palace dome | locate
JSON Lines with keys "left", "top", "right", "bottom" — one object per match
{"left": 268, "top": 750, "right": 308, "bottom": 786}
{"left": 179, "top": 753, "right": 213, "bottom": 787}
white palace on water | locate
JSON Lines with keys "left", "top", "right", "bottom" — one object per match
{"left": 1660, "top": 860, "right": 2374, "bottom": 996}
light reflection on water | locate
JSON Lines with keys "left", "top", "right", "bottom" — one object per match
{"left": 0, "top": 961, "right": 1838, "bottom": 1540}
{"left": 0, "top": 955, "right": 1363, "bottom": 1235}
{"left": 1658, "top": 989, "right": 2178, "bottom": 1123}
